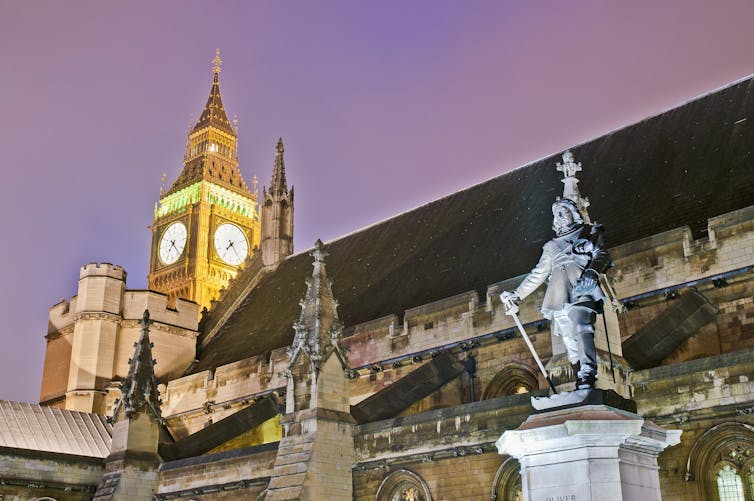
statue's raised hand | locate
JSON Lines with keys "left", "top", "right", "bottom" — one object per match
{"left": 500, "top": 290, "right": 520, "bottom": 315}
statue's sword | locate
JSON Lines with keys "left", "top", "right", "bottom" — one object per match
{"left": 501, "top": 297, "right": 558, "bottom": 394}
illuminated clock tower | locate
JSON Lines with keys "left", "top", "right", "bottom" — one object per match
{"left": 148, "top": 50, "right": 260, "bottom": 312}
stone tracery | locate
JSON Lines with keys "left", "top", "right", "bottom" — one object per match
{"left": 376, "top": 469, "right": 432, "bottom": 501}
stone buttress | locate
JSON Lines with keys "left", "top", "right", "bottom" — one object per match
{"left": 264, "top": 240, "right": 355, "bottom": 501}
{"left": 94, "top": 310, "right": 165, "bottom": 500}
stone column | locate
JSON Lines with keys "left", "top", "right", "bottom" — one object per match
{"left": 496, "top": 393, "right": 680, "bottom": 501}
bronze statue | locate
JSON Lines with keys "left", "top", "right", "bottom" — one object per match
{"left": 501, "top": 198, "right": 611, "bottom": 389}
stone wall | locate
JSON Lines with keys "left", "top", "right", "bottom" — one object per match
{"left": 631, "top": 349, "right": 754, "bottom": 500}
{"left": 353, "top": 393, "right": 533, "bottom": 501}
{"left": 0, "top": 448, "right": 103, "bottom": 500}
{"left": 156, "top": 444, "right": 277, "bottom": 500}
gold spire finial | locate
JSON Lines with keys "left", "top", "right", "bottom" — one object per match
{"left": 212, "top": 48, "right": 222, "bottom": 74}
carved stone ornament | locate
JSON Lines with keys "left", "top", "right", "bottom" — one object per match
{"left": 287, "top": 239, "right": 348, "bottom": 371}
{"left": 110, "top": 310, "right": 165, "bottom": 424}
{"left": 375, "top": 469, "right": 433, "bottom": 501}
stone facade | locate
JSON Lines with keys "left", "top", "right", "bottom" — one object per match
{"left": 145, "top": 198, "right": 754, "bottom": 500}
{"left": 27, "top": 69, "right": 754, "bottom": 500}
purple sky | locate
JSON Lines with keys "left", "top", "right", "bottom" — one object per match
{"left": 2, "top": 1, "right": 754, "bottom": 403}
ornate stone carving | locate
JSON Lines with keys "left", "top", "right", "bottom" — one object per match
{"left": 375, "top": 469, "right": 433, "bottom": 501}
{"left": 286, "top": 239, "right": 348, "bottom": 372}
{"left": 110, "top": 310, "right": 164, "bottom": 424}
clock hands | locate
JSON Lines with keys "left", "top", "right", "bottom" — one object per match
{"left": 222, "top": 240, "right": 242, "bottom": 262}
{"left": 169, "top": 240, "right": 183, "bottom": 258}
{"left": 230, "top": 244, "right": 242, "bottom": 262}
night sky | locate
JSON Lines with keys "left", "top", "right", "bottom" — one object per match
{"left": 2, "top": 1, "right": 754, "bottom": 403}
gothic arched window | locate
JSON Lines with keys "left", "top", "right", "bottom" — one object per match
{"left": 375, "top": 469, "right": 432, "bottom": 501}
{"left": 491, "top": 456, "right": 522, "bottom": 501}
{"left": 686, "top": 422, "right": 754, "bottom": 501}
{"left": 715, "top": 463, "right": 745, "bottom": 501}
{"left": 482, "top": 364, "right": 539, "bottom": 400}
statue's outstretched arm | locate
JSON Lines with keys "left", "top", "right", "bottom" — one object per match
{"left": 514, "top": 246, "right": 552, "bottom": 300}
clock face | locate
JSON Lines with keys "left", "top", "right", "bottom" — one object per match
{"left": 214, "top": 223, "right": 248, "bottom": 265}
{"left": 159, "top": 222, "right": 187, "bottom": 265}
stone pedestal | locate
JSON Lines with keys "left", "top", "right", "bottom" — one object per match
{"left": 496, "top": 393, "right": 681, "bottom": 501}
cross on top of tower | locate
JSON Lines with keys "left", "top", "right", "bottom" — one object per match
{"left": 556, "top": 150, "right": 582, "bottom": 178}
{"left": 212, "top": 48, "right": 222, "bottom": 74}
{"left": 555, "top": 150, "right": 591, "bottom": 223}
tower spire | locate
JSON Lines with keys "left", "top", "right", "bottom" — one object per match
{"left": 260, "top": 138, "right": 294, "bottom": 267}
{"left": 556, "top": 150, "right": 591, "bottom": 223}
{"left": 111, "top": 310, "right": 164, "bottom": 424}
{"left": 270, "top": 137, "right": 288, "bottom": 196}
{"left": 192, "top": 49, "right": 233, "bottom": 135}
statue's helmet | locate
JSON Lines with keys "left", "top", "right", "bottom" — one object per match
{"left": 551, "top": 198, "right": 583, "bottom": 235}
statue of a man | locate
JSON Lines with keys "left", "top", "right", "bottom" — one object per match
{"left": 501, "top": 198, "right": 611, "bottom": 389}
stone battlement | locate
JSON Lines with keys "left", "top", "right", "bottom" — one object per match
{"left": 42, "top": 264, "right": 201, "bottom": 413}
{"left": 79, "top": 262, "right": 127, "bottom": 280}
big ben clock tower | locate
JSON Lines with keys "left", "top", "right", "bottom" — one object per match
{"left": 148, "top": 50, "right": 260, "bottom": 311}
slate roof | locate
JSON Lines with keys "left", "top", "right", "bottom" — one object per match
{"left": 165, "top": 155, "right": 251, "bottom": 198}
{"left": 194, "top": 75, "right": 754, "bottom": 372}
{"left": 0, "top": 400, "right": 111, "bottom": 457}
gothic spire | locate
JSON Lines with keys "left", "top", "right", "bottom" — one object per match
{"left": 556, "top": 150, "right": 591, "bottom": 223}
{"left": 111, "top": 310, "right": 164, "bottom": 424}
{"left": 192, "top": 48, "right": 235, "bottom": 136}
{"left": 268, "top": 137, "right": 289, "bottom": 197}
{"left": 289, "top": 240, "right": 346, "bottom": 370}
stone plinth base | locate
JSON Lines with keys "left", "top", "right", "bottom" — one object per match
{"left": 265, "top": 408, "right": 355, "bottom": 501}
{"left": 496, "top": 397, "right": 681, "bottom": 501}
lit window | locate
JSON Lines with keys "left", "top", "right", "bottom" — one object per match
{"left": 717, "top": 464, "right": 745, "bottom": 501}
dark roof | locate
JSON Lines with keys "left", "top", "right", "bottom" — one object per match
{"left": 166, "top": 154, "right": 251, "bottom": 197}
{"left": 194, "top": 75, "right": 754, "bottom": 372}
